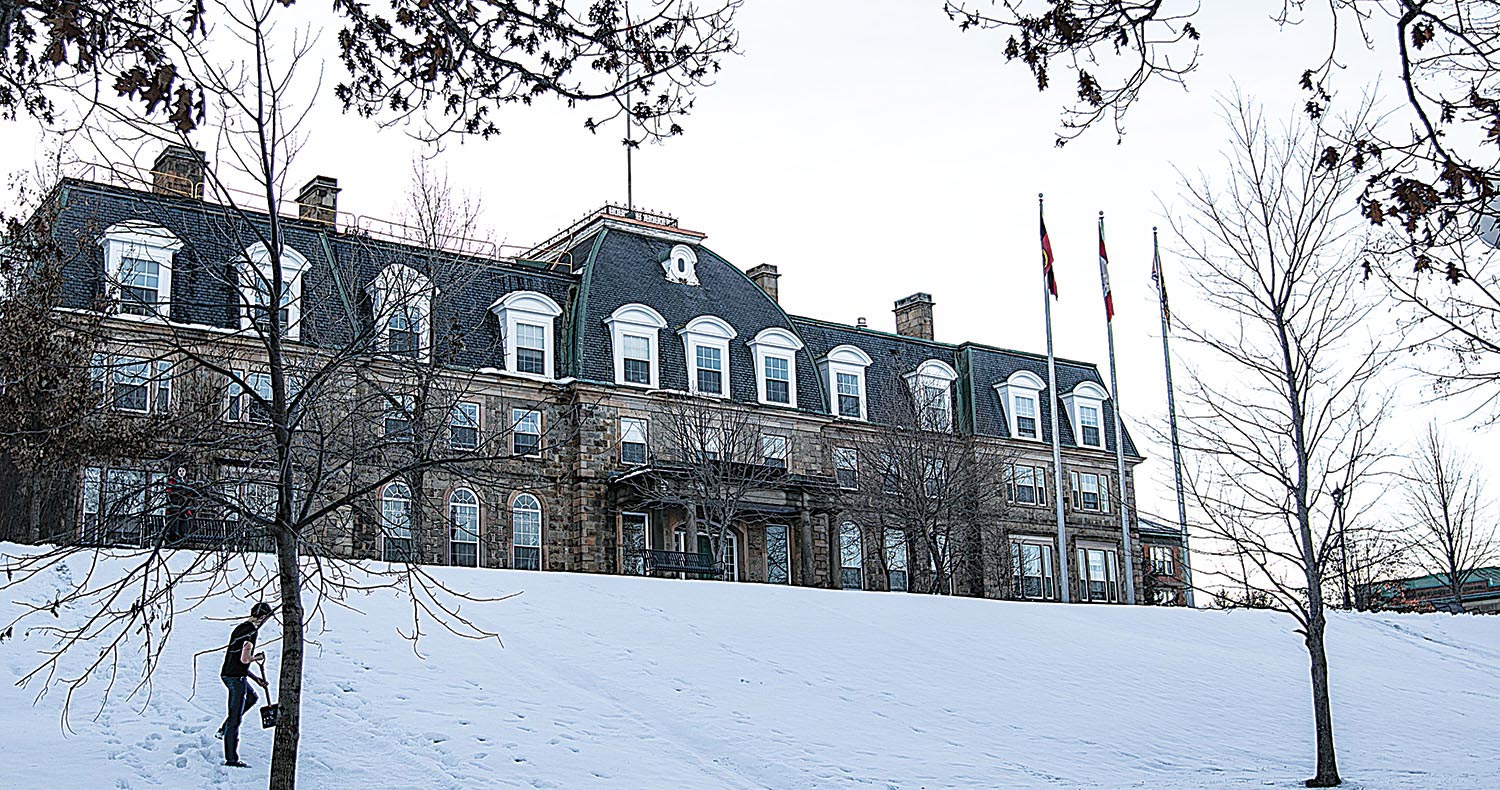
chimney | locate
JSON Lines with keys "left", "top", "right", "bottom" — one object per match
{"left": 893, "top": 292, "right": 935, "bottom": 340}
{"left": 296, "top": 176, "right": 341, "bottom": 226}
{"left": 151, "top": 145, "right": 205, "bottom": 198}
{"left": 746, "top": 263, "right": 780, "bottom": 303}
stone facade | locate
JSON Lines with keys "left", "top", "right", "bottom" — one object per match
{"left": 14, "top": 174, "right": 1155, "bottom": 604}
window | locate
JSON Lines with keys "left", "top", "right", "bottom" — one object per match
{"left": 765, "top": 524, "right": 791, "bottom": 585}
{"left": 1062, "top": 381, "right": 1110, "bottom": 450}
{"left": 449, "top": 488, "right": 480, "bottom": 567}
{"left": 512, "top": 408, "right": 541, "bottom": 456}
{"left": 878, "top": 452, "right": 899, "bottom": 494}
{"left": 1069, "top": 471, "right": 1110, "bottom": 513}
{"left": 749, "top": 327, "right": 803, "bottom": 407}
{"left": 1007, "top": 464, "right": 1047, "bottom": 506}
{"left": 833, "top": 448, "right": 858, "bottom": 489}
{"left": 100, "top": 221, "right": 181, "bottom": 319}
{"left": 922, "top": 458, "right": 944, "bottom": 498}
{"left": 620, "top": 417, "right": 649, "bottom": 465}
{"left": 1149, "top": 545, "right": 1175, "bottom": 576}
{"left": 907, "top": 360, "right": 957, "bottom": 432}
{"left": 512, "top": 493, "right": 542, "bottom": 570}
{"left": 764, "top": 357, "right": 791, "bottom": 404}
{"left": 490, "top": 291, "right": 562, "bottom": 379}
{"left": 94, "top": 355, "right": 172, "bottom": 414}
{"left": 515, "top": 322, "right": 547, "bottom": 374}
{"left": 226, "top": 372, "right": 273, "bottom": 424}
{"left": 1011, "top": 541, "right": 1056, "bottom": 600}
{"left": 839, "top": 522, "right": 863, "bottom": 590}
{"left": 662, "top": 244, "right": 700, "bottom": 285}
{"left": 1077, "top": 546, "right": 1120, "bottom": 603}
{"left": 761, "top": 433, "right": 788, "bottom": 468}
{"left": 79, "top": 466, "right": 154, "bottom": 545}
{"left": 997, "top": 370, "right": 1046, "bottom": 441}
{"left": 885, "top": 530, "right": 908, "bottom": 592}
{"left": 622, "top": 334, "right": 652, "bottom": 385}
{"left": 606, "top": 304, "right": 668, "bottom": 388}
{"left": 237, "top": 243, "right": 309, "bottom": 340}
{"left": 695, "top": 345, "right": 723, "bottom": 394}
{"left": 722, "top": 531, "right": 741, "bottom": 582}
{"left": 621, "top": 512, "right": 649, "bottom": 575}
{"left": 450, "top": 402, "right": 480, "bottom": 450}
{"left": 387, "top": 309, "right": 422, "bottom": 356}
{"left": 680, "top": 315, "right": 736, "bottom": 397}
{"left": 384, "top": 394, "right": 414, "bottom": 441}
{"left": 1079, "top": 405, "right": 1102, "bottom": 448}
{"left": 369, "top": 264, "right": 433, "bottom": 359}
{"left": 821, "top": 345, "right": 872, "bottom": 420}
{"left": 381, "top": 482, "right": 412, "bottom": 562}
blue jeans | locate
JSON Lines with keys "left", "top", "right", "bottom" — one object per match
{"left": 221, "top": 675, "right": 258, "bottom": 763}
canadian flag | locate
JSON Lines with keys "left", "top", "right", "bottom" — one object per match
{"left": 1099, "top": 227, "right": 1114, "bottom": 322}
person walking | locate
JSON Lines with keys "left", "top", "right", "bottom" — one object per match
{"left": 219, "top": 602, "right": 273, "bottom": 768}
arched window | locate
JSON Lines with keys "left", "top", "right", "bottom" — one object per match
{"left": 369, "top": 263, "right": 433, "bottom": 360}
{"left": 511, "top": 493, "right": 542, "bottom": 570}
{"left": 839, "top": 522, "right": 863, "bottom": 590}
{"left": 100, "top": 221, "right": 182, "bottom": 319}
{"left": 449, "top": 487, "right": 480, "bottom": 567}
{"left": 906, "top": 359, "right": 958, "bottom": 432}
{"left": 1062, "top": 381, "right": 1110, "bottom": 450}
{"left": 605, "top": 303, "right": 668, "bottom": 388}
{"left": 237, "top": 243, "right": 310, "bottom": 340}
{"left": 995, "top": 370, "right": 1046, "bottom": 441}
{"left": 679, "top": 315, "right": 736, "bottom": 397}
{"left": 820, "top": 345, "right": 872, "bottom": 420}
{"left": 748, "top": 327, "right": 804, "bottom": 407}
{"left": 884, "top": 529, "right": 908, "bottom": 592}
{"left": 489, "top": 291, "right": 563, "bottom": 379}
{"left": 380, "top": 482, "right": 412, "bottom": 562}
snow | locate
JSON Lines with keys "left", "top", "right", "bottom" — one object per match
{"left": 2, "top": 545, "right": 1497, "bottom": 789}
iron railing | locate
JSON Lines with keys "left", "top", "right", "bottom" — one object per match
{"left": 77, "top": 515, "right": 275, "bottom": 553}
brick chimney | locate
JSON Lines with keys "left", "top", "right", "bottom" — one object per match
{"left": 893, "top": 292, "right": 935, "bottom": 340}
{"left": 747, "top": 263, "right": 780, "bottom": 303}
{"left": 296, "top": 176, "right": 340, "bottom": 226}
{"left": 151, "top": 145, "right": 205, "bottom": 198}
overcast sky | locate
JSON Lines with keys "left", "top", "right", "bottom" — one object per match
{"left": 2, "top": 1, "right": 1486, "bottom": 531}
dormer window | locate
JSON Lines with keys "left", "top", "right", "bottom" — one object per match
{"left": 905, "top": 359, "right": 957, "bottom": 432}
{"left": 996, "top": 370, "right": 1046, "bottom": 441}
{"left": 101, "top": 221, "right": 182, "bottom": 319}
{"left": 820, "top": 344, "right": 872, "bottom": 420}
{"left": 237, "top": 243, "right": 310, "bottom": 340}
{"left": 662, "top": 244, "right": 700, "bottom": 285}
{"left": 606, "top": 304, "right": 668, "bottom": 388}
{"left": 490, "top": 291, "right": 563, "bottom": 380}
{"left": 748, "top": 327, "right": 804, "bottom": 408}
{"left": 680, "top": 315, "right": 736, "bottom": 398}
{"left": 369, "top": 264, "right": 433, "bottom": 360}
{"left": 1062, "top": 381, "right": 1110, "bottom": 450}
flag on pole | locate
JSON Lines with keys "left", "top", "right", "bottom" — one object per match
{"left": 1098, "top": 216, "right": 1114, "bottom": 321}
{"left": 1040, "top": 203, "right": 1058, "bottom": 298}
{"left": 1151, "top": 229, "right": 1170, "bottom": 323}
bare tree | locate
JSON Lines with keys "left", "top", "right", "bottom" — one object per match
{"left": 842, "top": 360, "right": 1010, "bottom": 595}
{"left": 614, "top": 393, "right": 786, "bottom": 578}
{"left": 1171, "top": 99, "right": 1390, "bottom": 788}
{"left": 1401, "top": 423, "right": 1497, "bottom": 607}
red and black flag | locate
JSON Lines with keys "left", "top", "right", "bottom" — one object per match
{"left": 1098, "top": 217, "right": 1114, "bottom": 321}
{"left": 1040, "top": 202, "right": 1058, "bottom": 298}
{"left": 1152, "top": 229, "right": 1170, "bottom": 323}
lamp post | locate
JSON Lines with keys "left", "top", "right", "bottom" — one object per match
{"left": 1331, "top": 486, "right": 1350, "bottom": 610}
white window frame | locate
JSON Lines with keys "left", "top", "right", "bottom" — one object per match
{"left": 905, "top": 359, "right": 957, "bottom": 432}
{"left": 761, "top": 432, "right": 789, "bottom": 468}
{"left": 1006, "top": 463, "right": 1048, "bottom": 506}
{"left": 237, "top": 242, "right": 310, "bottom": 341}
{"left": 661, "top": 244, "right": 700, "bottom": 285}
{"left": 839, "top": 521, "right": 864, "bottom": 590}
{"left": 620, "top": 417, "right": 649, "bottom": 465}
{"left": 450, "top": 401, "right": 481, "bottom": 451}
{"left": 94, "top": 355, "right": 172, "bottom": 415}
{"left": 225, "top": 371, "right": 274, "bottom": 424}
{"left": 680, "top": 315, "right": 736, "bottom": 398}
{"left": 449, "top": 487, "right": 481, "bottom": 567}
{"left": 820, "top": 344, "right": 872, "bottom": 421}
{"left": 384, "top": 394, "right": 415, "bottom": 441}
{"left": 100, "top": 221, "right": 182, "bottom": 320}
{"left": 748, "top": 327, "right": 803, "bottom": 408}
{"left": 380, "top": 481, "right": 413, "bottom": 562}
{"left": 996, "top": 370, "right": 1046, "bottom": 441}
{"left": 1077, "top": 544, "right": 1121, "bottom": 603}
{"left": 1069, "top": 470, "right": 1111, "bottom": 513}
{"left": 1011, "top": 539, "right": 1057, "bottom": 600}
{"left": 511, "top": 407, "right": 543, "bottom": 456}
{"left": 1062, "top": 381, "right": 1110, "bottom": 450}
{"left": 833, "top": 447, "right": 859, "bottom": 490}
{"left": 605, "top": 303, "right": 668, "bottom": 389}
{"left": 1149, "top": 545, "right": 1175, "bottom": 576}
{"left": 489, "top": 291, "right": 563, "bottom": 380}
{"left": 368, "top": 263, "right": 433, "bottom": 361}
{"left": 512, "top": 493, "right": 543, "bottom": 570}
{"left": 885, "top": 529, "right": 909, "bottom": 592}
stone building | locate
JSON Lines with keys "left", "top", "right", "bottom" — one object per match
{"left": 11, "top": 149, "right": 1150, "bottom": 603}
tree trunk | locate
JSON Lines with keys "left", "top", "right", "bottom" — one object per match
{"left": 269, "top": 524, "right": 305, "bottom": 790}
{"left": 1304, "top": 618, "right": 1341, "bottom": 787}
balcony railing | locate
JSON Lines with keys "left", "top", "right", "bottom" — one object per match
{"left": 77, "top": 515, "right": 275, "bottom": 553}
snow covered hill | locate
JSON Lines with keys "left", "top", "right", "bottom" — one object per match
{"left": 2, "top": 546, "right": 1497, "bottom": 789}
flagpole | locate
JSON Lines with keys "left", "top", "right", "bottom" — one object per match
{"left": 1041, "top": 194, "right": 1070, "bottom": 603}
{"left": 1155, "top": 227, "right": 1195, "bottom": 607}
{"left": 1099, "top": 213, "right": 1137, "bottom": 605}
